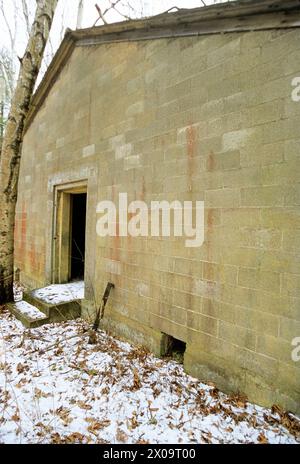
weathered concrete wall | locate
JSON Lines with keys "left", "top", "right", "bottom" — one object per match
{"left": 17, "top": 29, "right": 300, "bottom": 412}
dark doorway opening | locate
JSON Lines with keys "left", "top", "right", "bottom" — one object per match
{"left": 161, "top": 333, "right": 186, "bottom": 364}
{"left": 70, "top": 193, "right": 87, "bottom": 281}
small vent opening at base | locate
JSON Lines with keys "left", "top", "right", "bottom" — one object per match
{"left": 161, "top": 333, "right": 186, "bottom": 364}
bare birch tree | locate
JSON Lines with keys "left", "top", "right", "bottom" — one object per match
{"left": 0, "top": 0, "right": 58, "bottom": 304}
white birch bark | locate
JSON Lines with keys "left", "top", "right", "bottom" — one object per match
{"left": 0, "top": 0, "right": 58, "bottom": 304}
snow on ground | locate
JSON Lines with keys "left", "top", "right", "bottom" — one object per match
{"left": 32, "top": 281, "right": 85, "bottom": 305}
{"left": 0, "top": 308, "right": 299, "bottom": 444}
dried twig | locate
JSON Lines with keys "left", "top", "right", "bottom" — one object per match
{"left": 25, "top": 331, "right": 89, "bottom": 356}
{"left": 93, "top": 0, "right": 132, "bottom": 27}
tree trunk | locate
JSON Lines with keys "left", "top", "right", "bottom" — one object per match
{"left": 0, "top": 0, "right": 58, "bottom": 305}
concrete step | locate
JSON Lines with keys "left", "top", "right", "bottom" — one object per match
{"left": 8, "top": 282, "right": 83, "bottom": 327}
{"left": 23, "top": 293, "right": 82, "bottom": 323}
{"left": 7, "top": 301, "right": 49, "bottom": 328}
{"left": 23, "top": 282, "right": 83, "bottom": 323}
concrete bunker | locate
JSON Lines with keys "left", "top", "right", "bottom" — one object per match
{"left": 14, "top": 0, "right": 300, "bottom": 413}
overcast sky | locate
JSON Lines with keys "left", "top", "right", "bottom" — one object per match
{"left": 0, "top": 0, "right": 234, "bottom": 92}
{"left": 0, "top": 1, "right": 234, "bottom": 53}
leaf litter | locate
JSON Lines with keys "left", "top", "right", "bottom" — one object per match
{"left": 0, "top": 308, "right": 299, "bottom": 444}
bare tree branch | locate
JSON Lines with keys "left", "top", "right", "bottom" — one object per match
{"left": 0, "top": 1, "right": 14, "bottom": 53}
{"left": 106, "top": 0, "right": 131, "bottom": 21}
{"left": 94, "top": 3, "right": 108, "bottom": 26}
{"left": 0, "top": 0, "right": 18, "bottom": 62}
{"left": 0, "top": 50, "right": 14, "bottom": 99}
{"left": 21, "top": 0, "right": 31, "bottom": 37}
{"left": 93, "top": 0, "right": 132, "bottom": 27}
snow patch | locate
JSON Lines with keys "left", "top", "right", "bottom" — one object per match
{"left": 0, "top": 311, "right": 299, "bottom": 444}
{"left": 14, "top": 301, "right": 46, "bottom": 321}
{"left": 32, "top": 281, "right": 84, "bottom": 305}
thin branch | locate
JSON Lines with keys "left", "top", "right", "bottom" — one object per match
{"left": 104, "top": 0, "right": 125, "bottom": 17}
{"left": 21, "top": 0, "right": 31, "bottom": 38}
{"left": 0, "top": 61, "right": 12, "bottom": 99}
{"left": 59, "top": 4, "right": 67, "bottom": 42}
{"left": 94, "top": 3, "right": 108, "bottom": 26}
{"left": 0, "top": 0, "right": 15, "bottom": 54}
{"left": 107, "top": 1, "right": 131, "bottom": 21}
{"left": 0, "top": 49, "right": 14, "bottom": 98}
{"left": 93, "top": 0, "right": 132, "bottom": 27}
{"left": 11, "top": 0, "right": 18, "bottom": 59}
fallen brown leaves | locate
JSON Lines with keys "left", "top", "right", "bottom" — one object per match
{"left": 51, "top": 432, "right": 86, "bottom": 444}
{"left": 11, "top": 413, "right": 20, "bottom": 422}
{"left": 116, "top": 428, "right": 129, "bottom": 443}
{"left": 34, "top": 388, "right": 50, "bottom": 399}
{"left": 132, "top": 368, "right": 142, "bottom": 391}
{"left": 0, "top": 310, "right": 299, "bottom": 444}
{"left": 55, "top": 406, "right": 72, "bottom": 426}
{"left": 263, "top": 405, "right": 300, "bottom": 439}
{"left": 127, "top": 412, "right": 139, "bottom": 431}
{"left": 16, "top": 363, "right": 25, "bottom": 374}
{"left": 126, "top": 346, "right": 150, "bottom": 362}
{"left": 87, "top": 418, "right": 111, "bottom": 435}
{"left": 77, "top": 400, "right": 92, "bottom": 411}
{"left": 225, "top": 393, "right": 248, "bottom": 409}
{"left": 258, "top": 432, "right": 268, "bottom": 444}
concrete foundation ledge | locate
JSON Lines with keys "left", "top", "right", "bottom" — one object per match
{"left": 185, "top": 350, "right": 300, "bottom": 415}
{"left": 63, "top": 300, "right": 300, "bottom": 414}
{"left": 101, "top": 313, "right": 163, "bottom": 357}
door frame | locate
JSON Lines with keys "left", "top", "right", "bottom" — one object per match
{"left": 52, "top": 180, "right": 87, "bottom": 284}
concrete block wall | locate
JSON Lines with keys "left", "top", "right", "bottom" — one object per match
{"left": 17, "top": 28, "right": 300, "bottom": 412}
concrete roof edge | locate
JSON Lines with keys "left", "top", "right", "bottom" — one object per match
{"left": 25, "top": 0, "right": 300, "bottom": 132}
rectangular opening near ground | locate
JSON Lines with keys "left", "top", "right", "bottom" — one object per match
{"left": 161, "top": 333, "right": 186, "bottom": 364}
